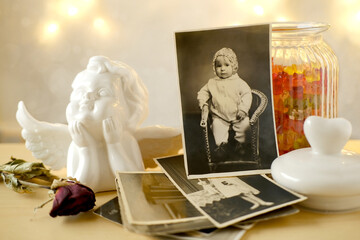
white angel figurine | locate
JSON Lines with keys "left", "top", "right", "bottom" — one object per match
{"left": 16, "top": 56, "right": 181, "bottom": 192}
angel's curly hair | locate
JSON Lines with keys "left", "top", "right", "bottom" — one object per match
{"left": 74, "top": 56, "right": 148, "bottom": 131}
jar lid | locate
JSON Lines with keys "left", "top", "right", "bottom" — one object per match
{"left": 271, "top": 116, "right": 360, "bottom": 212}
{"left": 272, "top": 22, "right": 330, "bottom": 37}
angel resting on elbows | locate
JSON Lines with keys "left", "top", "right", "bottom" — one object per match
{"left": 17, "top": 56, "right": 181, "bottom": 192}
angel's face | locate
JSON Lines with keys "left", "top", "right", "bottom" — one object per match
{"left": 66, "top": 72, "right": 123, "bottom": 132}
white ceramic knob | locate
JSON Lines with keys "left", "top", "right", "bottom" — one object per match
{"left": 271, "top": 116, "right": 360, "bottom": 213}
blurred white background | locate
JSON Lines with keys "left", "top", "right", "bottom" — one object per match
{"left": 0, "top": 0, "right": 359, "bottom": 142}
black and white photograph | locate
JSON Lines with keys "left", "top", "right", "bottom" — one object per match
{"left": 94, "top": 197, "right": 247, "bottom": 240}
{"left": 159, "top": 227, "right": 246, "bottom": 240}
{"left": 156, "top": 155, "right": 306, "bottom": 228}
{"left": 115, "top": 171, "right": 213, "bottom": 234}
{"left": 94, "top": 197, "right": 122, "bottom": 225}
{"left": 175, "top": 24, "right": 278, "bottom": 178}
{"left": 233, "top": 206, "right": 299, "bottom": 228}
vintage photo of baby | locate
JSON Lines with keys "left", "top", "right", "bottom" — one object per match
{"left": 198, "top": 47, "right": 252, "bottom": 160}
{"left": 175, "top": 24, "right": 278, "bottom": 178}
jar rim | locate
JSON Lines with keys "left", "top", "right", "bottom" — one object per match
{"left": 272, "top": 22, "right": 330, "bottom": 35}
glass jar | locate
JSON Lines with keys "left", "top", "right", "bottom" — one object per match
{"left": 272, "top": 22, "right": 338, "bottom": 155}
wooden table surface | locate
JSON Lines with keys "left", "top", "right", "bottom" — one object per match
{"left": 1, "top": 142, "right": 360, "bottom": 240}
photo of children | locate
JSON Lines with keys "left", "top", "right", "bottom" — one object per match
{"left": 189, "top": 177, "right": 274, "bottom": 211}
{"left": 156, "top": 155, "right": 306, "bottom": 228}
{"left": 175, "top": 24, "right": 278, "bottom": 177}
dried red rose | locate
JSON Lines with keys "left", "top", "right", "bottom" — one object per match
{"left": 49, "top": 183, "right": 96, "bottom": 217}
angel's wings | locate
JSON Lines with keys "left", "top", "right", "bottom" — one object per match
{"left": 16, "top": 101, "right": 71, "bottom": 170}
{"left": 16, "top": 101, "right": 182, "bottom": 170}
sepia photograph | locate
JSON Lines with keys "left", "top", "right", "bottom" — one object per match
{"left": 158, "top": 226, "right": 246, "bottom": 240}
{"left": 94, "top": 196, "right": 247, "bottom": 240}
{"left": 94, "top": 197, "right": 122, "bottom": 225}
{"left": 175, "top": 24, "right": 278, "bottom": 178}
{"left": 115, "top": 171, "right": 214, "bottom": 234}
{"left": 156, "top": 155, "right": 306, "bottom": 228}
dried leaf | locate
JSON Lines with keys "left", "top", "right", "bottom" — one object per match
{"left": 0, "top": 157, "right": 52, "bottom": 179}
{"left": 0, "top": 157, "right": 57, "bottom": 194}
{"left": 1, "top": 172, "right": 32, "bottom": 193}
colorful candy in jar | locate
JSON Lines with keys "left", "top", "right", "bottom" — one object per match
{"left": 272, "top": 60, "right": 325, "bottom": 155}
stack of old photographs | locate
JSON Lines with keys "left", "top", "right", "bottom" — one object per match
{"left": 155, "top": 155, "right": 305, "bottom": 228}
{"left": 94, "top": 170, "right": 249, "bottom": 239}
{"left": 110, "top": 154, "right": 305, "bottom": 239}
{"left": 96, "top": 24, "right": 307, "bottom": 239}
{"left": 115, "top": 171, "right": 213, "bottom": 235}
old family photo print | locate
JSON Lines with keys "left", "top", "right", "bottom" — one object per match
{"left": 102, "top": 169, "right": 300, "bottom": 236}
{"left": 156, "top": 155, "right": 305, "bottom": 228}
{"left": 175, "top": 24, "right": 277, "bottom": 178}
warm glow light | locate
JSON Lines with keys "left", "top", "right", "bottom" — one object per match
{"left": 93, "top": 18, "right": 105, "bottom": 29}
{"left": 67, "top": 6, "right": 79, "bottom": 16}
{"left": 40, "top": 22, "right": 59, "bottom": 42}
{"left": 93, "top": 18, "right": 110, "bottom": 35}
{"left": 46, "top": 23, "right": 59, "bottom": 34}
{"left": 230, "top": 21, "right": 242, "bottom": 26}
{"left": 277, "top": 17, "right": 287, "bottom": 22}
{"left": 343, "top": 0, "right": 358, "bottom": 4}
{"left": 356, "top": 11, "right": 360, "bottom": 21}
{"left": 335, "top": 0, "right": 360, "bottom": 47}
{"left": 56, "top": 0, "right": 94, "bottom": 18}
{"left": 253, "top": 5, "right": 264, "bottom": 16}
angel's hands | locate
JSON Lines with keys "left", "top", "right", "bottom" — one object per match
{"left": 69, "top": 121, "right": 95, "bottom": 147}
{"left": 103, "top": 117, "right": 123, "bottom": 144}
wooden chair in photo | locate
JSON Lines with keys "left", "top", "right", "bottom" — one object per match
{"left": 202, "top": 89, "right": 268, "bottom": 172}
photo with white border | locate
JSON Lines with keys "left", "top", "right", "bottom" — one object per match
{"left": 156, "top": 155, "right": 306, "bottom": 228}
{"left": 175, "top": 24, "right": 278, "bottom": 178}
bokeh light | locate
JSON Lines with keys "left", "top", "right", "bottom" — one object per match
{"left": 276, "top": 17, "right": 287, "bottom": 22}
{"left": 46, "top": 22, "right": 59, "bottom": 34}
{"left": 3, "top": 0, "right": 360, "bottom": 141}
{"left": 253, "top": 5, "right": 264, "bottom": 16}
{"left": 93, "top": 18, "right": 105, "bottom": 28}
{"left": 93, "top": 18, "right": 110, "bottom": 35}
{"left": 67, "top": 6, "right": 79, "bottom": 16}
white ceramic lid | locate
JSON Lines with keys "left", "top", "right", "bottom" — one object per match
{"left": 271, "top": 116, "right": 360, "bottom": 212}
